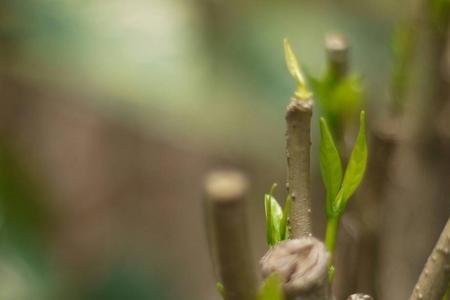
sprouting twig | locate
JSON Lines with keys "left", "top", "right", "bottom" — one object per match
{"left": 283, "top": 39, "right": 314, "bottom": 238}
{"left": 325, "top": 33, "right": 349, "bottom": 81}
{"left": 260, "top": 237, "right": 330, "bottom": 300}
{"left": 204, "top": 171, "right": 257, "bottom": 300}
{"left": 409, "top": 217, "right": 450, "bottom": 300}
{"left": 286, "top": 98, "right": 313, "bottom": 238}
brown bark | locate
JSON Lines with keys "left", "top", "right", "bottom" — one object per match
{"left": 409, "top": 217, "right": 450, "bottom": 300}
{"left": 204, "top": 171, "right": 257, "bottom": 300}
{"left": 285, "top": 98, "right": 314, "bottom": 239}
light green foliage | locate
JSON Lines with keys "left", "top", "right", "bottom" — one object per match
{"left": 328, "top": 265, "right": 336, "bottom": 282}
{"left": 258, "top": 273, "right": 284, "bottom": 300}
{"left": 279, "top": 195, "right": 291, "bottom": 241}
{"left": 334, "top": 111, "right": 368, "bottom": 214}
{"left": 284, "top": 39, "right": 313, "bottom": 100}
{"left": 332, "top": 75, "right": 363, "bottom": 117}
{"left": 442, "top": 282, "right": 450, "bottom": 300}
{"left": 308, "top": 68, "right": 363, "bottom": 132}
{"left": 319, "top": 118, "right": 343, "bottom": 217}
{"left": 320, "top": 111, "right": 368, "bottom": 218}
{"left": 265, "top": 184, "right": 282, "bottom": 246}
{"left": 264, "top": 184, "right": 290, "bottom": 246}
{"left": 430, "top": 0, "right": 450, "bottom": 28}
{"left": 391, "top": 23, "right": 416, "bottom": 113}
{"left": 321, "top": 111, "right": 367, "bottom": 273}
{"left": 216, "top": 282, "right": 225, "bottom": 298}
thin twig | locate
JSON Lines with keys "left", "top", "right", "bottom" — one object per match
{"left": 286, "top": 97, "right": 313, "bottom": 238}
{"left": 204, "top": 170, "right": 257, "bottom": 300}
{"left": 409, "top": 216, "right": 450, "bottom": 300}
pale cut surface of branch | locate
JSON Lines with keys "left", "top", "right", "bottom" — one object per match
{"left": 260, "top": 238, "right": 330, "bottom": 300}
{"left": 325, "top": 33, "right": 349, "bottom": 80}
{"left": 409, "top": 216, "right": 450, "bottom": 300}
{"left": 347, "top": 293, "right": 374, "bottom": 300}
{"left": 286, "top": 98, "right": 313, "bottom": 238}
{"left": 204, "top": 171, "right": 257, "bottom": 300}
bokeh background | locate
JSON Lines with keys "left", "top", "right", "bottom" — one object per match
{"left": 0, "top": 0, "right": 449, "bottom": 299}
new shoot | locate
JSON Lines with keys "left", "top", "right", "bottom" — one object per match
{"left": 320, "top": 111, "right": 368, "bottom": 279}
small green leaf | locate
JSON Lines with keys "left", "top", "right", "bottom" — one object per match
{"left": 334, "top": 111, "right": 368, "bottom": 214}
{"left": 216, "top": 282, "right": 225, "bottom": 298}
{"left": 265, "top": 184, "right": 283, "bottom": 245}
{"left": 283, "top": 38, "right": 312, "bottom": 100}
{"left": 265, "top": 192, "right": 273, "bottom": 245}
{"left": 328, "top": 265, "right": 336, "bottom": 282}
{"left": 284, "top": 39, "right": 306, "bottom": 86}
{"left": 332, "top": 75, "right": 363, "bottom": 118}
{"left": 319, "top": 118, "right": 343, "bottom": 217}
{"left": 279, "top": 195, "right": 291, "bottom": 240}
{"left": 258, "top": 273, "right": 284, "bottom": 300}
{"left": 266, "top": 195, "right": 282, "bottom": 244}
{"left": 308, "top": 65, "right": 363, "bottom": 133}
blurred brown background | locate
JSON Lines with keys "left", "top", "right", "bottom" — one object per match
{"left": 0, "top": 0, "right": 448, "bottom": 299}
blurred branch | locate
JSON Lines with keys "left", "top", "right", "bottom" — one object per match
{"left": 390, "top": 15, "right": 421, "bottom": 116}
{"left": 204, "top": 170, "right": 257, "bottom": 300}
{"left": 325, "top": 33, "right": 349, "bottom": 82}
{"left": 409, "top": 217, "right": 450, "bottom": 300}
{"left": 379, "top": 2, "right": 450, "bottom": 299}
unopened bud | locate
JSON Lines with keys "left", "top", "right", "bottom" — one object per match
{"left": 260, "top": 238, "right": 329, "bottom": 299}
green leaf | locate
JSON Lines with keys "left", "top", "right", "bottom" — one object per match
{"left": 305, "top": 72, "right": 330, "bottom": 108}
{"left": 258, "top": 273, "right": 284, "bottom": 300}
{"left": 332, "top": 75, "right": 363, "bottom": 118}
{"left": 283, "top": 38, "right": 312, "bottom": 100}
{"left": 284, "top": 39, "right": 305, "bottom": 86}
{"left": 266, "top": 195, "right": 282, "bottom": 244}
{"left": 279, "top": 195, "right": 291, "bottom": 240}
{"left": 431, "top": 0, "right": 450, "bottom": 27}
{"left": 216, "top": 282, "right": 225, "bottom": 298}
{"left": 265, "top": 184, "right": 282, "bottom": 245}
{"left": 265, "top": 192, "right": 273, "bottom": 245}
{"left": 319, "top": 118, "right": 343, "bottom": 217}
{"left": 308, "top": 65, "right": 363, "bottom": 134}
{"left": 328, "top": 265, "right": 336, "bottom": 282}
{"left": 334, "top": 111, "right": 368, "bottom": 214}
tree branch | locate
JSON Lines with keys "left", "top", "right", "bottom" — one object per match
{"left": 409, "top": 216, "right": 450, "bottom": 300}
{"left": 286, "top": 98, "right": 314, "bottom": 238}
{"left": 204, "top": 170, "right": 257, "bottom": 300}
{"left": 325, "top": 33, "right": 349, "bottom": 81}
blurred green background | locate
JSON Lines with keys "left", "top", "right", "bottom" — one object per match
{"left": 0, "top": 0, "right": 443, "bottom": 299}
